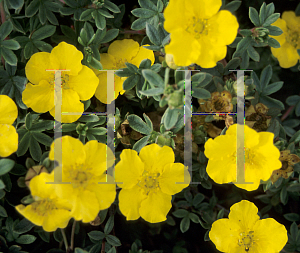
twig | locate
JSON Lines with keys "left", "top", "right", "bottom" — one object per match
{"left": 119, "top": 29, "right": 146, "bottom": 35}
{"left": 281, "top": 105, "right": 295, "bottom": 122}
{"left": 60, "top": 228, "right": 69, "bottom": 252}
{"left": 70, "top": 220, "right": 77, "bottom": 250}
{"left": 101, "top": 240, "right": 105, "bottom": 253}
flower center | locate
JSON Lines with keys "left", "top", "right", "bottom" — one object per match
{"left": 48, "top": 73, "right": 70, "bottom": 89}
{"left": 238, "top": 231, "right": 254, "bottom": 251}
{"left": 245, "top": 148, "right": 256, "bottom": 166}
{"left": 186, "top": 17, "right": 209, "bottom": 39}
{"left": 32, "top": 198, "right": 56, "bottom": 216}
{"left": 115, "top": 58, "right": 127, "bottom": 69}
{"left": 286, "top": 29, "right": 299, "bottom": 48}
{"left": 138, "top": 171, "right": 160, "bottom": 195}
{"left": 67, "top": 167, "right": 92, "bottom": 189}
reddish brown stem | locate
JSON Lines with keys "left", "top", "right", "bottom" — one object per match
{"left": 119, "top": 29, "right": 146, "bottom": 35}
{"left": 281, "top": 105, "right": 295, "bottom": 122}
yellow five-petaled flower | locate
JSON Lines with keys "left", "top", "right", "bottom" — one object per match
{"left": 115, "top": 144, "right": 190, "bottom": 223}
{"left": 209, "top": 200, "right": 288, "bottom": 253}
{"left": 163, "top": 0, "right": 239, "bottom": 68}
{"left": 204, "top": 124, "right": 282, "bottom": 191}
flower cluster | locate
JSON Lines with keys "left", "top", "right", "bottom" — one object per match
{"left": 0, "top": 95, "right": 18, "bottom": 157}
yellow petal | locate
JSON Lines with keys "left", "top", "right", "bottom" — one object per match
{"left": 22, "top": 80, "right": 55, "bottom": 113}
{"left": 139, "top": 190, "right": 172, "bottom": 223}
{"left": 206, "top": 159, "right": 236, "bottom": 184}
{"left": 209, "top": 218, "right": 240, "bottom": 252}
{"left": 49, "top": 88, "right": 84, "bottom": 123}
{"left": 0, "top": 124, "right": 18, "bottom": 157}
{"left": 282, "top": 11, "right": 300, "bottom": 30}
{"left": 50, "top": 42, "right": 83, "bottom": 76}
{"left": 159, "top": 163, "right": 190, "bottom": 195}
{"left": 118, "top": 185, "right": 147, "bottom": 220}
{"left": 99, "top": 53, "right": 116, "bottom": 69}
{"left": 252, "top": 218, "right": 288, "bottom": 252}
{"left": 68, "top": 66, "right": 99, "bottom": 101}
{"left": 228, "top": 200, "right": 260, "bottom": 231}
{"left": 271, "top": 42, "right": 299, "bottom": 68}
{"left": 186, "top": 0, "right": 222, "bottom": 19}
{"left": 0, "top": 95, "right": 18, "bottom": 124}
{"left": 139, "top": 144, "right": 175, "bottom": 174}
{"left": 115, "top": 149, "right": 144, "bottom": 189}
{"left": 49, "top": 136, "right": 86, "bottom": 168}
{"left": 108, "top": 39, "right": 139, "bottom": 62}
{"left": 15, "top": 204, "right": 44, "bottom": 227}
{"left": 195, "top": 39, "right": 227, "bottom": 68}
{"left": 86, "top": 174, "right": 116, "bottom": 210}
{"left": 43, "top": 209, "right": 71, "bottom": 232}
{"left": 164, "top": 0, "right": 190, "bottom": 33}
{"left": 71, "top": 190, "right": 100, "bottom": 223}
{"left": 165, "top": 29, "right": 200, "bottom": 66}
{"left": 25, "top": 52, "right": 52, "bottom": 85}
{"left": 29, "top": 172, "right": 56, "bottom": 199}
{"left": 129, "top": 45, "right": 155, "bottom": 67}
{"left": 84, "top": 141, "right": 114, "bottom": 176}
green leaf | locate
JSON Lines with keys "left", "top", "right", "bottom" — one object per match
{"left": 247, "top": 46, "right": 260, "bottom": 62}
{"left": 131, "top": 18, "right": 147, "bottom": 30}
{"left": 132, "top": 135, "right": 150, "bottom": 152}
{"left": 25, "top": 113, "right": 32, "bottom": 130}
{"left": 103, "top": 0, "right": 120, "bottom": 13}
{"left": 29, "top": 136, "right": 42, "bottom": 161}
{"left": 0, "top": 159, "right": 15, "bottom": 176}
{"left": 193, "top": 193, "right": 205, "bottom": 207}
{"left": 88, "top": 231, "right": 105, "bottom": 241}
{"left": 75, "top": 248, "right": 89, "bottom": 253}
{"left": 251, "top": 71, "right": 261, "bottom": 93}
{"left": 142, "top": 69, "right": 164, "bottom": 87}
{"left": 249, "top": 7, "right": 260, "bottom": 26}
{"left": 25, "top": 0, "right": 40, "bottom": 17}
{"left": 127, "top": 114, "right": 152, "bottom": 135}
{"left": 123, "top": 74, "right": 140, "bottom": 90}
{"left": 266, "top": 3, "right": 275, "bottom": 16}
{"left": 31, "top": 132, "right": 53, "bottom": 146}
{"left": 30, "top": 120, "right": 54, "bottom": 131}
{"left": 17, "top": 132, "right": 31, "bottom": 156}
{"left": 15, "top": 234, "right": 36, "bottom": 244}
{"left": 192, "top": 73, "right": 212, "bottom": 87}
{"left": 157, "top": 0, "right": 164, "bottom": 12}
{"left": 146, "top": 23, "right": 161, "bottom": 45}
{"left": 268, "top": 37, "right": 280, "bottom": 48}
{"left": 290, "top": 222, "right": 298, "bottom": 241}
{"left": 180, "top": 217, "right": 190, "bottom": 233}
{"left": 0, "top": 21, "right": 13, "bottom": 41}
{"left": 46, "top": 9, "right": 59, "bottom": 25}
{"left": 259, "top": 2, "right": 267, "bottom": 25}
{"left": 1, "top": 39, "right": 20, "bottom": 50}
{"left": 143, "top": 113, "right": 153, "bottom": 131}
{"left": 104, "top": 215, "right": 114, "bottom": 235}
{"left": 98, "top": 9, "right": 114, "bottom": 18}
{"left": 38, "top": 230, "right": 50, "bottom": 243}
{"left": 139, "top": 88, "right": 164, "bottom": 96}
{"left": 0, "top": 179, "right": 5, "bottom": 190}
{"left": 24, "top": 42, "right": 34, "bottom": 59}
{"left": 100, "top": 28, "right": 119, "bottom": 43}
{"left": 0, "top": 205, "right": 7, "bottom": 217}
{"left": 80, "top": 9, "right": 93, "bottom": 21}
{"left": 93, "top": 11, "right": 106, "bottom": 30}
{"left": 132, "top": 8, "right": 156, "bottom": 18}
{"left": 295, "top": 101, "right": 300, "bottom": 117}
{"left": 217, "top": 209, "right": 225, "bottom": 219}
{"left": 1, "top": 48, "right": 17, "bottom": 66}
{"left": 236, "top": 36, "right": 252, "bottom": 54}
{"left": 260, "top": 65, "right": 272, "bottom": 90}
{"left": 266, "top": 25, "right": 283, "bottom": 36}
{"left": 138, "top": 0, "right": 157, "bottom": 11}
{"left": 106, "top": 235, "right": 121, "bottom": 247}
{"left": 125, "top": 62, "right": 138, "bottom": 73}
{"left": 262, "top": 13, "right": 280, "bottom": 26}
{"left": 284, "top": 213, "right": 300, "bottom": 222}
{"left": 89, "top": 57, "right": 103, "bottom": 70}
{"left": 14, "top": 219, "right": 35, "bottom": 234}
{"left": 262, "top": 81, "right": 283, "bottom": 96}
{"left": 224, "top": 0, "right": 241, "bottom": 13}
{"left": 286, "top": 95, "right": 300, "bottom": 106}
{"left": 172, "top": 209, "right": 189, "bottom": 218}
{"left": 192, "top": 87, "right": 211, "bottom": 99}
{"left": 163, "top": 108, "right": 179, "bottom": 130}
{"left": 39, "top": 4, "right": 47, "bottom": 24}
{"left": 88, "top": 128, "right": 107, "bottom": 136}
{"left": 280, "top": 185, "right": 288, "bottom": 205}
{"left": 10, "top": 0, "right": 24, "bottom": 9}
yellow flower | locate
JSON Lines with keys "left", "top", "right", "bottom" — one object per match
{"left": 93, "top": 39, "right": 155, "bottom": 104}
{"left": 209, "top": 200, "right": 288, "bottom": 253}
{"left": 115, "top": 144, "right": 190, "bottom": 223}
{"left": 22, "top": 42, "right": 99, "bottom": 123}
{"left": 16, "top": 172, "right": 72, "bottom": 232}
{"left": 49, "top": 136, "right": 116, "bottom": 223}
{"left": 164, "top": 0, "right": 239, "bottom": 68}
{"left": 204, "top": 124, "right": 281, "bottom": 191}
{"left": 0, "top": 95, "right": 18, "bottom": 157}
{"left": 270, "top": 11, "right": 300, "bottom": 68}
